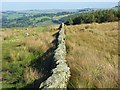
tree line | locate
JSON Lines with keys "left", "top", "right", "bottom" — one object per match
{"left": 65, "top": 9, "right": 120, "bottom": 25}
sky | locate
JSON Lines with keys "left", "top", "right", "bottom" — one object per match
{"left": 2, "top": 2, "right": 119, "bottom": 11}
{"left": 1, "top": 0, "right": 120, "bottom": 2}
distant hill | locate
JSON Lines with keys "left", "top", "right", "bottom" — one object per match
{"left": 1, "top": 7, "right": 118, "bottom": 28}
{"left": 1, "top": 9, "right": 78, "bottom": 28}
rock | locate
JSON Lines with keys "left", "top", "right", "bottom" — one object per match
{"left": 39, "top": 23, "right": 70, "bottom": 89}
{"left": 25, "top": 33, "right": 29, "bottom": 36}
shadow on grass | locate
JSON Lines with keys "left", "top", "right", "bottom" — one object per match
{"left": 20, "top": 31, "right": 59, "bottom": 89}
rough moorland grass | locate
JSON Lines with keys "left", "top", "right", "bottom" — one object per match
{"left": 1, "top": 26, "right": 57, "bottom": 88}
{"left": 65, "top": 22, "right": 118, "bottom": 88}
{"left": 1, "top": 22, "right": 118, "bottom": 88}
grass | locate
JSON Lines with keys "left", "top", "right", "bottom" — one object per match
{"left": 1, "top": 26, "right": 57, "bottom": 89}
{"left": 1, "top": 21, "right": 119, "bottom": 89}
{"left": 65, "top": 22, "right": 118, "bottom": 88}
{"left": 53, "top": 14, "right": 70, "bottom": 20}
{"left": 36, "top": 20, "right": 55, "bottom": 27}
{"left": 3, "top": 13, "right": 23, "bottom": 20}
{"left": 30, "top": 16, "right": 51, "bottom": 21}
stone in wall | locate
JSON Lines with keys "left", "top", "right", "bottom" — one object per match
{"left": 39, "top": 23, "right": 70, "bottom": 89}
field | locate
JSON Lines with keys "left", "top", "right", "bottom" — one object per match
{"left": 2, "top": 10, "right": 76, "bottom": 28}
{"left": 1, "top": 22, "right": 119, "bottom": 88}
{"left": 1, "top": 26, "right": 58, "bottom": 88}
{"left": 65, "top": 22, "right": 118, "bottom": 88}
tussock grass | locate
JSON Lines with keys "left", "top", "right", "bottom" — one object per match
{"left": 1, "top": 22, "right": 118, "bottom": 88}
{"left": 2, "top": 27, "right": 57, "bottom": 88}
{"left": 65, "top": 22, "right": 118, "bottom": 88}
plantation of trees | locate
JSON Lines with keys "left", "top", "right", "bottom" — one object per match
{"left": 65, "top": 9, "right": 120, "bottom": 25}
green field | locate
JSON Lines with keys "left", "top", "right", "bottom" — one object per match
{"left": 30, "top": 16, "right": 51, "bottom": 21}
{"left": 3, "top": 13, "right": 23, "bottom": 20}
{"left": 2, "top": 10, "right": 74, "bottom": 28}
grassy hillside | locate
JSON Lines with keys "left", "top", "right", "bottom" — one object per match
{"left": 1, "top": 22, "right": 118, "bottom": 89}
{"left": 65, "top": 22, "right": 118, "bottom": 88}
{"left": 1, "top": 26, "right": 58, "bottom": 88}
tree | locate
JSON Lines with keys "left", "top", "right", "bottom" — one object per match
{"left": 65, "top": 18, "right": 73, "bottom": 25}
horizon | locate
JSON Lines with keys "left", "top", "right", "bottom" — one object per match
{"left": 2, "top": 2, "right": 118, "bottom": 11}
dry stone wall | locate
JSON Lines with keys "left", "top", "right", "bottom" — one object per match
{"left": 39, "top": 23, "right": 70, "bottom": 89}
